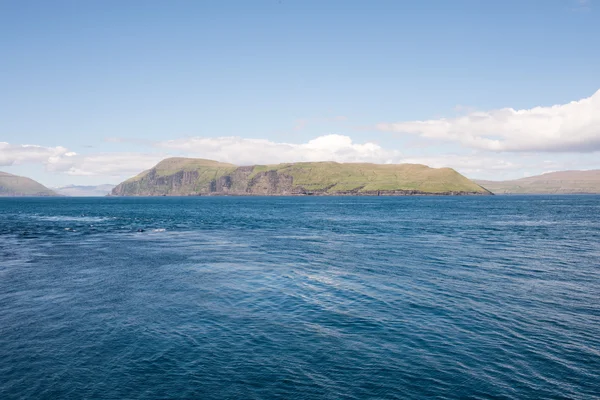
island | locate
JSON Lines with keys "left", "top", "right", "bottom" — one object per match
{"left": 111, "top": 158, "right": 491, "bottom": 196}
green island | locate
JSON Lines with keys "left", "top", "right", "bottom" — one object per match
{"left": 111, "top": 157, "right": 491, "bottom": 196}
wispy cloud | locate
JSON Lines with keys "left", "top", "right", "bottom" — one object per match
{"left": 377, "top": 89, "right": 600, "bottom": 152}
{"left": 45, "top": 153, "right": 165, "bottom": 177}
{"left": 574, "top": 0, "right": 592, "bottom": 11}
{"left": 401, "top": 154, "right": 520, "bottom": 173}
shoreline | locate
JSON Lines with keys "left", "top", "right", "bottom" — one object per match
{"left": 108, "top": 190, "right": 493, "bottom": 197}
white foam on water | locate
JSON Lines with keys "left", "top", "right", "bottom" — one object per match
{"left": 32, "top": 215, "right": 110, "bottom": 223}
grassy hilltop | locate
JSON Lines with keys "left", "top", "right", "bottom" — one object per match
{"left": 0, "top": 171, "right": 57, "bottom": 197}
{"left": 112, "top": 157, "right": 490, "bottom": 196}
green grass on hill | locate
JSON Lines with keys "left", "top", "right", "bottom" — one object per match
{"left": 117, "top": 157, "right": 488, "bottom": 195}
{"left": 152, "top": 158, "right": 237, "bottom": 177}
{"left": 127, "top": 158, "right": 236, "bottom": 180}
{"left": 248, "top": 161, "right": 485, "bottom": 193}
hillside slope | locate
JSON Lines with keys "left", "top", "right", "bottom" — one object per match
{"left": 0, "top": 171, "right": 58, "bottom": 196}
{"left": 476, "top": 170, "right": 600, "bottom": 194}
{"left": 112, "top": 157, "right": 490, "bottom": 196}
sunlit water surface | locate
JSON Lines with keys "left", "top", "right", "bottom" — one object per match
{"left": 1, "top": 196, "right": 599, "bottom": 399}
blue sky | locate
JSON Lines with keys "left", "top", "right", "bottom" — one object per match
{"left": 1, "top": 0, "right": 599, "bottom": 186}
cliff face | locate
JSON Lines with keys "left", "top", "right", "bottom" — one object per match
{"left": 111, "top": 158, "right": 491, "bottom": 196}
{"left": 112, "top": 168, "right": 298, "bottom": 196}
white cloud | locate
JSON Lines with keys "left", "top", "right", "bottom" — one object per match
{"left": 400, "top": 151, "right": 600, "bottom": 180}
{"left": 401, "top": 154, "right": 521, "bottom": 175}
{"left": 0, "top": 142, "right": 72, "bottom": 166}
{"left": 377, "top": 89, "right": 600, "bottom": 152}
{"left": 46, "top": 153, "right": 165, "bottom": 177}
{"left": 0, "top": 141, "right": 163, "bottom": 177}
{"left": 157, "top": 134, "right": 400, "bottom": 165}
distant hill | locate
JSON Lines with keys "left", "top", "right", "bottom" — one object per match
{"left": 54, "top": 184, "right": 115, "bottom": 197}
{"left": 111, "top": 157, "right": 491, "bottom": 196}
{"left": 0, "top": 171, "right": 58, "bottom": 197}
{"left": 475, "top": 170, "right": 600, "bottom": 194}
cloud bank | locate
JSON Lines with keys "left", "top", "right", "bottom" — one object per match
{"left": 377, "top": 89, "right": 600, "bottom": 152}
{"left": 0, "top": 142, "right": 163, "bottom": 177}
{"left": 0, "top": 135, "right": 399, "bottom": 178}
{"left": 157, "top": 134, "right": 400, "bottom": 165}
{"left": 0, "top": 142, "right": 75, "bottom": 166}
{"left": 46, "top": 153, "right": 165, "bottom": 177}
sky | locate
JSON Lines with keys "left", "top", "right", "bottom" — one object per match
{"left": 1, "top": 0, "right": 599, "bottom": 187}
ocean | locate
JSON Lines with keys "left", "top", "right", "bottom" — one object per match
{"left": 1, "top": 196, "right": 599, "bottom": 399}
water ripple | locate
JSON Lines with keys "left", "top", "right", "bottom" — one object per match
{"left": 1, "top": 196, "right": 599, "bottom": 399}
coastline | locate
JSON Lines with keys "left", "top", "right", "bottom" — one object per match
{"left": 108, "top": 190, "right": 493, "bottom": 197}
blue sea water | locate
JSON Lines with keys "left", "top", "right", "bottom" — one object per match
{"left": 1, "top": 196, "right": 599, "bottom": 399}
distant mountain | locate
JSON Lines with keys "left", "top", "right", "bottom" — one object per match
{"left": 0, "top": 171, "right": 58, "bottom": 197}
{"left": 54, "top": 184, "right": 115, "bottom": 197}
{"left": 111, "top": 157, "right": 491, "bottom": 196}
{"left": 475, "top": 170, "right": 600, "bottom": 194}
